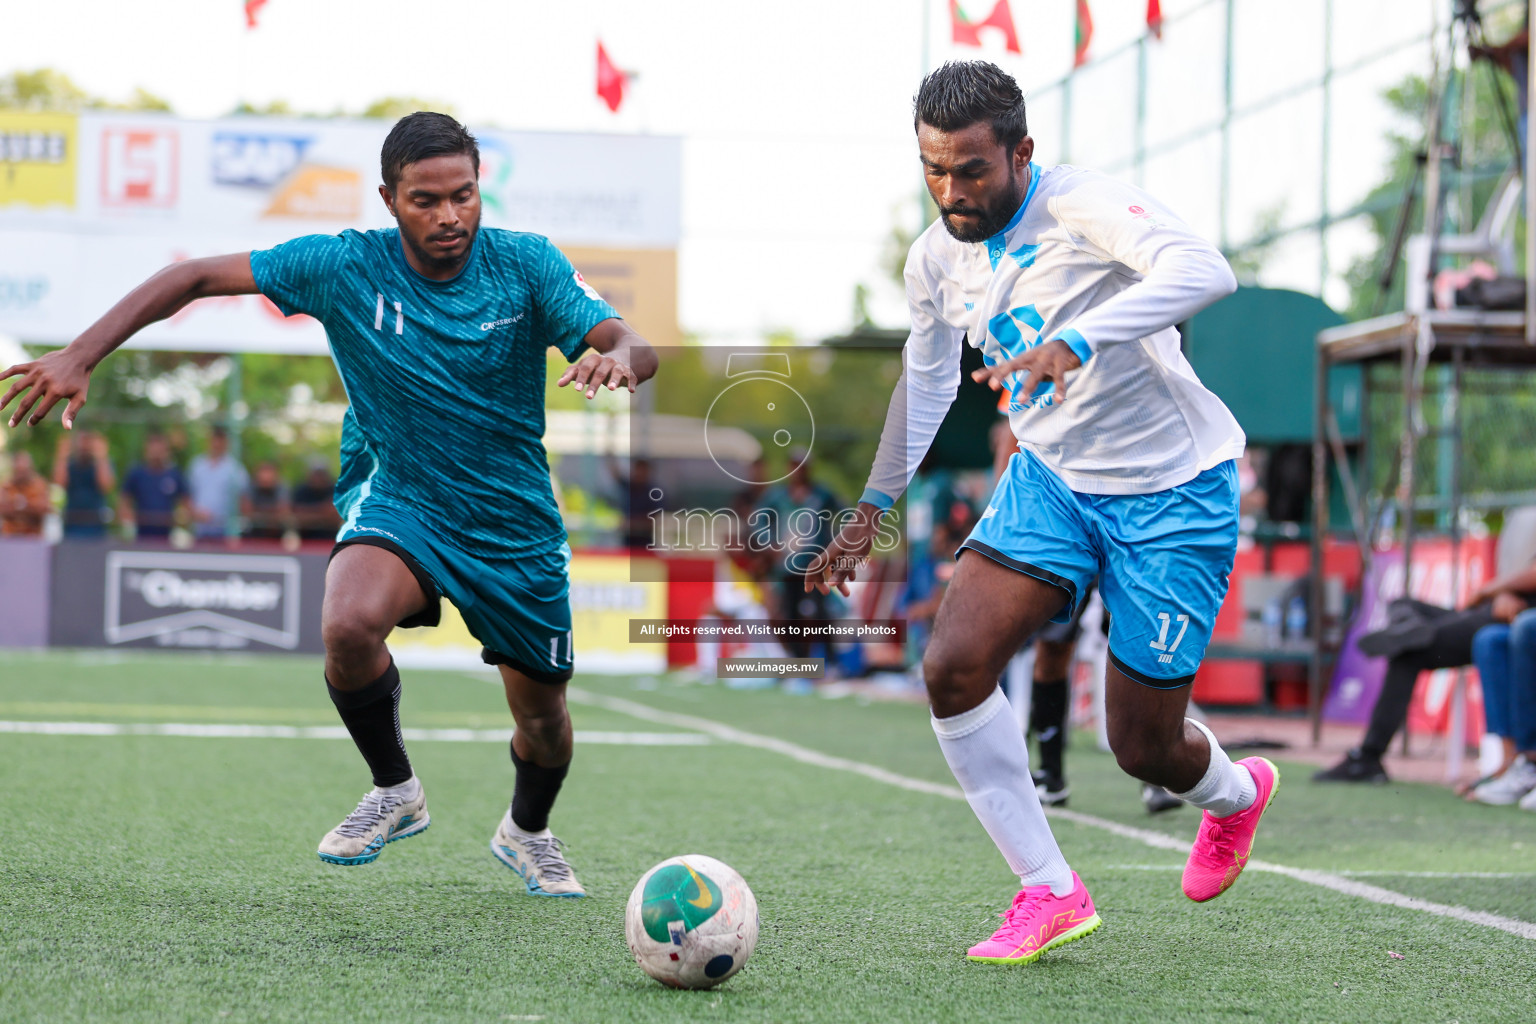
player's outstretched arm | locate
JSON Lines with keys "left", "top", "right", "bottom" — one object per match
{"left": 1, "top": 254, "right": 258, "bottom": 429}
{"left": 558, "top": 318, "right": 659, "bottom": 400}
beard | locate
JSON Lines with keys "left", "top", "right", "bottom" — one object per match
{"left": 938, "top": 171, "right": 1029, "bottom": 244}
{"left": 402, "top": 220, "right": 478, "bottom": 275}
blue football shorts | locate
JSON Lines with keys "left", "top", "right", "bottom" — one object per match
{"left": 333, "top": 500, "right": 575, "bottom": 685}
{"left": 961, "top": 448, "right": 1239, "bottom": 688}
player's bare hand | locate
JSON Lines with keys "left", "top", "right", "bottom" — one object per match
{"left": 558, "top": 351, "right": 639, "bottom": 399}
{"left": 804, "top": 507, "right": 881, "bottom": 597}
{"left": 1, "top": 348, "right": 94, "bottom": 429}
{"left": 971, "top": 338, "right": 1082, "bottom": 404}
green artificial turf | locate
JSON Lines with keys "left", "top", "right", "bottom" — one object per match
{"left": 2, "top": 651, "right": 1534, "bottom": 1022}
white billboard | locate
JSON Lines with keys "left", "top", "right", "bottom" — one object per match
{"left": 0, "top": 111, "right": 681, "bottom": 354}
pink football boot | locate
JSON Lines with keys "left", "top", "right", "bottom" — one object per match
{"left": 1182, "top": 756, "right": 1280, "bottom": 902}
{"left": 966, "top": 871, "right": 1102, "bottom": 964}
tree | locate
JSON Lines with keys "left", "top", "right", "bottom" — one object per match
{"left": 358, "top": 97, "right": 456, "bottom": 120}
{"left": 1342, "top": 63, "right": 1522, "bottom": 321}
{"left": 0, "top": 68, "right": 171, "bottom": 112}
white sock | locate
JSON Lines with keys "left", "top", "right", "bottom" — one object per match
{"left": 377, "top": 776, "right": 419, "bottom": 798}
{"left": 1174, "top": 719, "right": 1256, "bottom": 817}
{"left": 932, "top": 688, "right": 1074, "bottom": 896}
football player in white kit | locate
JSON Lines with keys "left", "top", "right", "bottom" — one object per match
{"left": 809, "top": 62, "right": 1279, "bottom": 964}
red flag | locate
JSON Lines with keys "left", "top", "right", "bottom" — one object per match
{"left": 244, "top": 0, "right": 267, "bottom": 29}
{"left": 1147, "top": 0, "right": 1164, "bottom": 39}
{"left": 950, "top": 0, "right": 1022, "bottom": 55}
{"left": 1074, "top": 0, "right": 1094, "bottom": 67}
{"left": 596, "top": 41, "right": 629, "bottom": 113}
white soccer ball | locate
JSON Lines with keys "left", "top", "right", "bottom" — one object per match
{"left": 624, "top": 854, "right": 759, "bottom": 989}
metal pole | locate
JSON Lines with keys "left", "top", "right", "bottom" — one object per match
{"left": 1446, "top": 345, "right": 1465, "bottom": 782}
{"left": 1219, "top": 0, "right": 1235, "bottom": 251}
{"left": 1400, "top": 326, "right": 1419, "bottom": 575}
{"left": 1062, "top": 75, "right": 1073, "bottom": 165}
{"left": 1319, "top": 0, "right": 1333, "bottom": 296}
{"left": 1527, "top": 0, "right": 1535, "bottom": 344}
{"left": 1135, "top": 32, "right": 1148, "bottom": 188}
{"left": 1310, "top": 334, "right": 1329, "bottom": 746}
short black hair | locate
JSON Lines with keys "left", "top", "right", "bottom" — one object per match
{"left": 380, "top": 112, "right": 480, "bottom": 194}
{"left": 913, "top": 61, "right": 1028, "bottom": 151}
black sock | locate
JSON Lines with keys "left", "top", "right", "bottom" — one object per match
{"left": 1030, "top": 678, "right": 1069, "bottom": 779}
{"left": 327, "top": 660, "right": 412, "bottom": 788}
{"left": 510, "top": 741, "right": 569, "bottom": 833}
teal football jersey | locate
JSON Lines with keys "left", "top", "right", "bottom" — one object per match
{"left": 250, "top": 227, "right": 618, "bottom": 561}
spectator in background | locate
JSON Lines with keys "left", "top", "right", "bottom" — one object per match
{"left": 1, "top": 450, "right": 51, "bottom": 536}
{"left": 119, "top": 433, "right": 186, "bottom": 540}
{"left": 611, "top": 456, "right": 665, "bottom": 550}
{"left": 291, "top": 458, "right": 341, "bottom": 540}
{"left": 53, "top": 431, "right": 114, "bottom": 539}
{"left": 901, "top": 520, "right": 959, "bottom": 662}
{"left": 243, "top": 460, "right": 291, "bottom": 540}
{"left": 1467, "top": 604, "right": 1536, "bottom": 809}
{"left": 1314, "top": 558, "right": 1536, "bottom": 785}
{"left": 188, "top": 426, "right": 249, "bottom": 540}
{"left": 759, "top": 449, "right": 842, "bottom": 662}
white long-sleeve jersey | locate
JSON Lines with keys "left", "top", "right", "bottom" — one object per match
{"left": 861, "top": 163, "right": 1245, "bottom": 507}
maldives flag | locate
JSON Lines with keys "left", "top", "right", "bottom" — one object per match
{"left": 244, "top": 0, "right": 266, "bottom": 29}
{"left": 1147, "top": 0, "right": 1164, "bottom": 39}
{"left": 950, "top": 0, "right": 1022, "bottom": 55}
{"left": 596, "top": 40, "right": 629, "bottom": 113}
{"left": 1074, "top": 0, "right": 1094, "bottom": 67}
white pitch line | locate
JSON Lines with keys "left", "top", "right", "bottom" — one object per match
{"left": 1110, "top": 865, "right": 1536, "bottom": 879}
{"left": 0, "top": 720, "right": 709, "bottom": 746}
{"left": 567, "top": 688, "right": 1536, "bottom": 943}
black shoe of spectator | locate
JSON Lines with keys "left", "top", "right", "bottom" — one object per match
{"left": 1312, "top": 748, "right": 1389, "bottom": 784}
{"left": 1356, "top": 601, "right": 1436, "bottom": 659}
{"left": 1140, "top": 783, "right": 1184, "bottom": 813}
{"left": 1033, "top": 770, "right": 1069, "bottom": 807}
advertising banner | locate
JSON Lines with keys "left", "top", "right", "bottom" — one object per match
{"left": 1323, "top": 537, "right": 1493, "bottom": 737}
{"left": 385, "top": 552, "right": 667, "bottom": 673}
{"left": 0, "top": 112, "right": 681, "bottom": 352}
{"left": 0, "top": 111, "right": 76, "bottom": 210}
{"left": 0, "top": 537, "right": 51, "bottom": 647}
{"left": 48, "top": 543, "right": 328, "bottom": 653}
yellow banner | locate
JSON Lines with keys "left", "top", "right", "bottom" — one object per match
{"left": 564, "top": 247, "right": 679, "bottom": 347}
{"left": 387, "top": 552, "right": 666, "bottom": 672}
{"left": 0, "top": 112, "right": 76, "bottom": 209}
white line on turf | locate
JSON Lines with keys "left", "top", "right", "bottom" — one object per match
{"left": 1111, "top": 865, "right": 1536, "bottom": 879}
{"left": 0, "top": 720, "right": 709, "bottom": 746}
{"left": 566, "top": 687, "right": 1536, "bottom": 943}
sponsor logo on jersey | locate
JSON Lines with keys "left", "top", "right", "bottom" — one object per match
{"left": 480, "top": 313, "right": 526, "bottom": 331}
{"left": 573, "top": 270, "right": 604, "bottom": 302}
{"left": 1128, "top": 204, "right": 1162, "bottom": 231}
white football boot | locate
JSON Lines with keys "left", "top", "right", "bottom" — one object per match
{"left": 490, "top": 810, "right": 586, "bottom": 897}
{"left": 318, "top": 778, "right": 430, "bottom": 865}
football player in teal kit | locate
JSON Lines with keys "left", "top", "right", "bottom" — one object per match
{"left": 1, "top": 113, "right": 657, "bottom": 895}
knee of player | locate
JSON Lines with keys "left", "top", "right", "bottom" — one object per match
{"left": 921, "top": 647, "right": 991, "bottom": 712}
{"left": 1110, "top": 740, "right": 1162, "bottom": 781}
{"left": 321, "top": 609, "right": 392, "bottom": 659}
{"left": 1106, "top": 719, "right": 1171, "bottom": 780}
